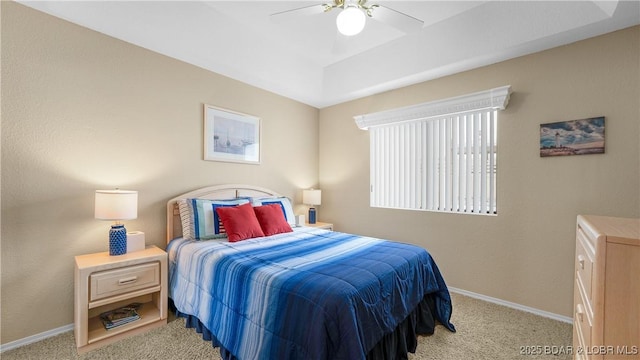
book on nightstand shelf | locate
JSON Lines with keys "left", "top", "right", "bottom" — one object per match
{"left": 99, "top": 303, "right": 142, "bottom": 330}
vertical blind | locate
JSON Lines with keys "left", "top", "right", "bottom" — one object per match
{"left": 370, "top": 109, "right": 498, "bottom": 214}
{"left": 356, "top": 85, "right": 511, "bottom": 216}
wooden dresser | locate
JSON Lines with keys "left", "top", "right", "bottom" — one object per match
{"left": 573, "top": 215, "right": 640, "bottom": 360}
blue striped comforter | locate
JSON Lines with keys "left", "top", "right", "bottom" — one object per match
{"left": 167, "top": 227, "right": 454, "bottom": 360}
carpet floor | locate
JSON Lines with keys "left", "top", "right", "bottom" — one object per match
{"left": 2, "top": 292, "right": 573, "bottom": 360}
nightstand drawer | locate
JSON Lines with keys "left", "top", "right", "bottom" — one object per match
{"left": 90, "top": 262, "right": 160, "bottom": 302}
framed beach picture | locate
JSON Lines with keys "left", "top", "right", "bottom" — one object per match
{"left": 539, "top": 116, "right": 605, "bottom": 157}
{"left": 204, "top": 104, "right": 261, "bottom": 164}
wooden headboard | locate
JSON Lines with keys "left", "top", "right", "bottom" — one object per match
{"left": 166, "top": 184, "right": 282, "bottom": 243}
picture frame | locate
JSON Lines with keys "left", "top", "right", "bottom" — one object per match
{"left": 204, "top": 104, "right": 261, "bottom": 164}
{"left": 540, "top": 116, "right": 605, "bottom": 157}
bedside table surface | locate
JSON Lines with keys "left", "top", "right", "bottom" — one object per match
{"left": 304, "top": 221, "right": 333, "bottom": 230}
{"left": 75, "top": 246, "right": 166, "bottom": 270}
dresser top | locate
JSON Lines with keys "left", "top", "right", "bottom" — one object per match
{"left": 579, "top": 215, "right": 640, "bottom": 245}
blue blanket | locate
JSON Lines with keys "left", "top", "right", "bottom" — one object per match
{"left": 168, "top": 227, "right": 454, "bottom": 360}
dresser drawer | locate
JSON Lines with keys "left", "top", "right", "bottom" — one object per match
{"left": 575, "top": 228, "right": 594, "bottom": 303}
{"left": 90, "top": 262, "right": 160, "bottom": 302}
{"left": 574, "top": 280, "right": 592, "bottom": 352}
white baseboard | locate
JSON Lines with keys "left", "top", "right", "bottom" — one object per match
{"left": 448, "top": 286, "right": 573, "bottom": 324}
{"left": 1, "top": 287, "right": 573, "bottom": 353}
{"left": 0, "top": 324, "right": 73, "bottom": 353}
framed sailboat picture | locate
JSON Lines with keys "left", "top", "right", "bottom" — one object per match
{"left": 204, "top": 104, "right": 261, "bottom": 164}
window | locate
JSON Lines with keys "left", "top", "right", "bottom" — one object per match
{"left": 355, "top": 86, "right": 511, "bottom": 215}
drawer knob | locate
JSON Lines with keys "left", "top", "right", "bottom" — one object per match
{"left": 118, "top": 276, "right": 138, "bottom": 285}
{"left": 578, "top": 255, "right": 585, "bottom": 269}
{"left": 576, "top": 303, "right": 584, "bottom": 322}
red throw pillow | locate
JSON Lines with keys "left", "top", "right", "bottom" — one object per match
{"left": 215, "top": 203, "right": 265, "bottom": 242}
{"left": 253, "top": 204, "right": 293, "bottom": 236}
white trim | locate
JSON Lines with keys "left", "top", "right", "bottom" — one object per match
{"left": 354, "top": 85, "right": 511, "bottom": 130}
{"left": 0, "top": 324, "right": 73, "bottom": 353}
{"left": 0, "top": 287, "right": 572, "bottom": 352}
{"left": 448, "top": 286, "right": 573, "bottom": 324}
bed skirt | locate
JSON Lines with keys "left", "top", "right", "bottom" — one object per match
{"left": 171, "top": 293, "right": 449, "bottom": 360}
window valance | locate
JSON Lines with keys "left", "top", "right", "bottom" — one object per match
{"left": 354, "top": 85, "right": 511, "bottom": 130}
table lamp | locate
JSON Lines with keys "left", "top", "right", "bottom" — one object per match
{"left": 95, "top": 190, "right": 138, "bottom": 256}
{"left": 303, "top": 189, "right": 322, "bottom": 224}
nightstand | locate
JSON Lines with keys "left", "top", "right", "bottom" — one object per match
{"left": 74, "top": 246, "right": 167, "bottom": 353}
{"left": 305, "top": 221, "right": 333, "bottom": 231}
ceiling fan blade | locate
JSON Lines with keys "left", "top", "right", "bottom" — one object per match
{"left": 270, "top": 4, "right": 332, "bottom": 23}
{"left": 370, "top": 5, "right": 424, "bottom": 34}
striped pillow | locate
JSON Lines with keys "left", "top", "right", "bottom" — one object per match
{"left": 251, "top": 196, "right": 295, "bottom": 226}
{"left": 178, "top": 198, "right": 250, "bottom": 240}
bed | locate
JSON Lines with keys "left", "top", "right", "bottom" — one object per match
{"left": 166, "top": 184, "right": 455, "bottom": 360}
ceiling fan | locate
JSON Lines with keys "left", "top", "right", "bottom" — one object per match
{"left": 271, "top": 0, "right": 424, "bottom": 36}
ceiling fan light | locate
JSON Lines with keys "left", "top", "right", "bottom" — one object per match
{"left": 336, "top": 6, "right": 366, "bottom": 36}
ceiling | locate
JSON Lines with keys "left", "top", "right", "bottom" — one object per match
{"left": 18, "top": 1, "right": 640, "bottom": 108}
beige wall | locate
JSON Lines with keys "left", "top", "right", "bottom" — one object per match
{"left": 1, "top": 2, "right": 319, "bottom": 344}
{"left": 319, "top": 26, "right": 640, "bottom": 318}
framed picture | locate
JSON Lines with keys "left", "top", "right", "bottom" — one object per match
{"left": 204, "top": 104, "right": 261, "bottom": 164}
{"left": 540, "top": 116, "right": 605, "bottom": 157}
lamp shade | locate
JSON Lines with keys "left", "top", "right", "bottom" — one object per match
{"left": 303, "top": 189, "right": 322, "bottom": 206}
{"left": 95, "top": 190, "right": 138, "bottom": 221}
{"left": 336, "top": 5, "right": 366, "bottom": 36}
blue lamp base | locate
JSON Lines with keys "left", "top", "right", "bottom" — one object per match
{"left": 308, "top": 207, "right": 317, "bottom": 224}
{"left": 109, "top": 224, "right": 127, "bottom": 256}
